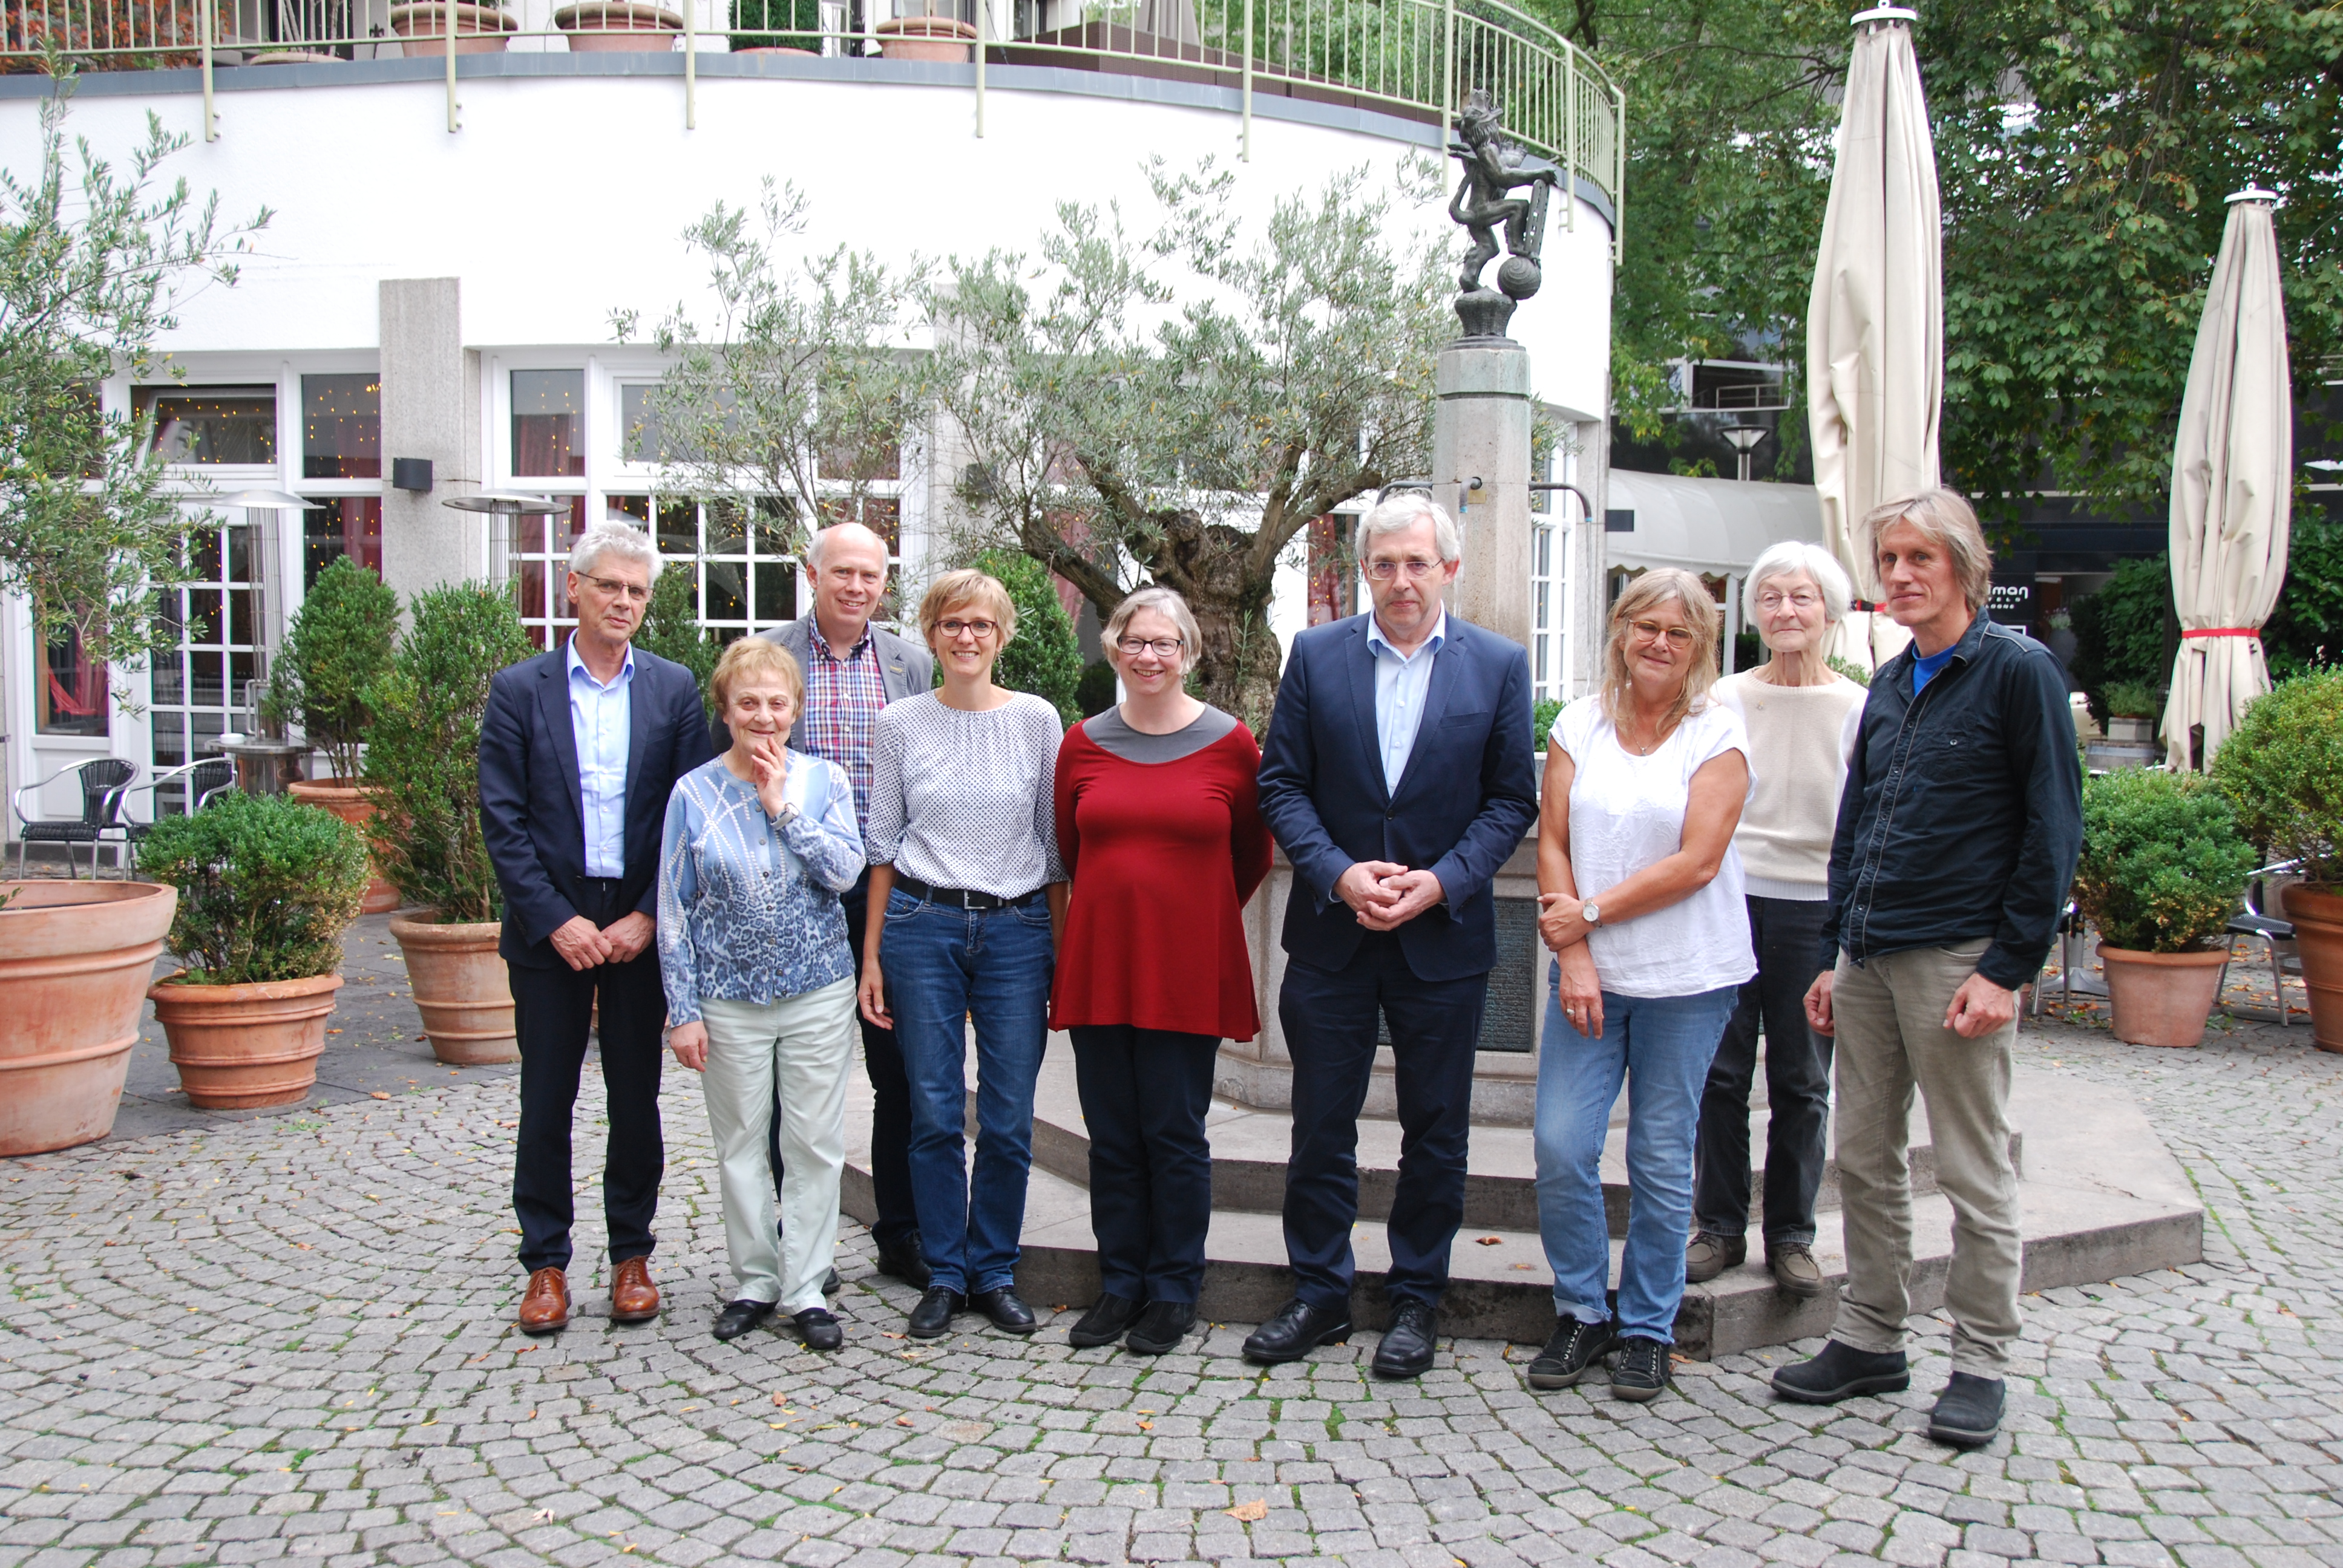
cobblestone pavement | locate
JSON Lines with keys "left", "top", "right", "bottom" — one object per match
{"left": 3, "top": 1011, "right": 2339, "bottom": 1568}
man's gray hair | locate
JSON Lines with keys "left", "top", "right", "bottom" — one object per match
{"left": 1354, "top": 492, "right": 1462, "bottom": 567}
{"left": 1743, "top": 541, "right": 1854, "bottom": 625}
{"left": 569, "top": 521, "right": 660, "bottom": 580}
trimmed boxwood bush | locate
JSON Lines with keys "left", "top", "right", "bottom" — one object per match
{"left": 2212, "top": 666, "right": 2343, "bottom": 884}
{"left": 2075, "top": 768, "right": 2256, "bottom": 953}
{"left": 140, "top": 791, "right": 371, "bottom": 984}
{"left": 266, "top": 557, "right": 399, "bottom": 783}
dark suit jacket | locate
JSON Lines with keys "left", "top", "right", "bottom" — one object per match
{"left": 1256, "top": 612, "right": 1538, "bottom": 983}
{"left": 480, "top": 643, "right": 716, "bottom": 969}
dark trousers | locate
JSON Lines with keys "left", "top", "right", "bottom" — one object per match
{"left": 1693, "top": 895, "right": 1834, "bottom": 1248}
{"left": 1069, "top": 1024, "right": 1220, "bottom": 1305}
{"left": 1279, "top": 934, "right": 1488, "bottom": 1312}
{"left": 768, "top": 874, "right": 919, "bottom": 1254}
{"left": 511, "top": 878, "right": 667, "bottom": 1273}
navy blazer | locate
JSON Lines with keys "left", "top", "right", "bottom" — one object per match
{"left": 479, "top": 644, "right": 716, "bottom": 969}
{"left": 1257, "top": 612, "right": 1538, "bottom": 982}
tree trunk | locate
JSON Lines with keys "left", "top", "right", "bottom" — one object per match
{"left": 1148, "top": 514, "right": 1287, "bottom": 733}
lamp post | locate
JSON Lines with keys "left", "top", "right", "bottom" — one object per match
{"left": 1722, "top": 424, "right": 1768, "bottom": 483}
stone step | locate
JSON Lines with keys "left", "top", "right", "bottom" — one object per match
{"left": 842, "top": 1064, "right": 2200, "bottom": 1357}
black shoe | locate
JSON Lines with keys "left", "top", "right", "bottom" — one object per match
{"left": 906, "top": 1286, "right": 964, "bottom": 1338}
{"left": 1610, "top": 1335, "right": 1670, "bottom": 1402}
{"left": 1771, "top": 1339, "right": 1912, "bottom": 1404}
{"left": 793, "top": 1307, "right": 844, "bottom": 1351}
{"left": 1525, "top": 1316, "right": 1616, "bottom": 1390}
{"left": 971, "top": 1286, "right": 1038, "bottom": 1334}
{"left": 1124, "top": 1300, "right": 1196, "bottom": 1356}
{"left": 824, "top": 1268, "right": 843, "bottom": 1296}
{"left": 712, "top": 1299, "right": 775, "bottom": 1342}
{"left": 875, "top": 1237, "right": 932, "bottom": 1291}
{"left": 1242, "top": 1298, "right": 1353, "bottom": 1364}
{"left": 1371, "top": 1300, "right": 1437, "bottom": 1380}
{"left": 1068, "top": 1292, "right": 1142, "bottom": 1348}
{"left": 1928, "top": 1373, "right": 2005, "bottom": 1448}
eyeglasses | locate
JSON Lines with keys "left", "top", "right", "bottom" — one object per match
{"left": 937, "top": 618, "right": 999, "bottom": 640}
{"left": 1628, "top": 618, "right": 1696, "bottom": 648}
{"left": 1117, "top": 636, "right": 1185, "bottom": 658}
{"left": 580, "top": 573, "right": 650, "bottom": 604}
{"left": 1757, "top": 589, "right": 1822, "bottom": 611}
{"left": 1364, "top": 558, "right": 1442, "bottom": 581}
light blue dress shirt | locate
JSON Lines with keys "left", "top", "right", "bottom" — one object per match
{"left": 566, "top": 638, "right": 634, "bottom": 877}
{"left": 1365, "top": 607, "right": 1447, "bottom": 795}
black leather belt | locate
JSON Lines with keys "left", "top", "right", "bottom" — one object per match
{"left": 894, "top": 873, "right": 1043, "bottom": 910}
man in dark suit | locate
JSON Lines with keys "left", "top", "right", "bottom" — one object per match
{"left": 752, "top": 520, "right": 934, "bottom": 1288}
{"left": 480, "top": 521, "right": 714, "bottom": 1333}
{"left": 1251, "top": 493, "right": 1538, "bottom": 1378}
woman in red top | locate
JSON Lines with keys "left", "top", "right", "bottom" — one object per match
{"left": 1053, "top": 585, "right": 1273, "bottom": 1355}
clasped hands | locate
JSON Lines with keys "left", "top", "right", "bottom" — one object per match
{"left": 548, "top": 909, "right": 654, "bottom": 972}
{"left": 1334, "top": 861, "right": 1445, "bottom": 931}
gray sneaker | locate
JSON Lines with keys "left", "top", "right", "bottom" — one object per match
{"left": 1767, "top": 1243, "right": 1827, "bottom": 1298}
{"left": 1685, "top": 1232, "right": 1746, "bottom": 1284}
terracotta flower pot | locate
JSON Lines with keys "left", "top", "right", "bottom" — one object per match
{"left": 554, "top": 1, "right": 683, "bottom": 50}
{"left": 2100, "top": 942, "right": 2230, "bottom": 1049}
{"left": 874, "top": 15, "right": 975, "bottom": 59}
{"left": 389, "top": 912, "right": 517, "bottom": 1065}
{"left": 148, "top": 972, "right": 343, "bottom": 1109}
{"left": 0, "top": 880, "right": 177, "bottom": 1155}
{"left": 288, "top": 778, "right": 401, "bottom": 915}
{"left": 387, "top": 2, "right": 520, "bottom": 53}
{"left": 2284, "top": 883, "right": 2343, "bottom": 1053}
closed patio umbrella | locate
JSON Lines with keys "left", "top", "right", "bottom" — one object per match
{"left": 1806, "top": 5, "right": 1939, "bottom": 670}
{"left": 2163, "top": 189, "right": 2292, "bottom": 770}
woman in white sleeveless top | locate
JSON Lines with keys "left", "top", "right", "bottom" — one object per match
{"left": 1525, "top": 569, "right": 1755, "bottom": 1405}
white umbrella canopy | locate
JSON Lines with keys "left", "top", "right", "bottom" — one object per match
{"left": 1806, "top": 5, "right": 1940, "bottom": 670}
{"left": 2162, "top": 191, "right": 2292, "bottom": 769}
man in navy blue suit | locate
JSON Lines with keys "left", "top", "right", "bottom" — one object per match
{"left": 1251, "top": 492, "right": 1538, "bottom": 1379}
{"left": 480, "top": 521, "right": 714, "bottom": 1334}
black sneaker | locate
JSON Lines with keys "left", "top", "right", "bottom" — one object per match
{"left": 1927, "top": 1373, "right": 2005, "bottom": 1448}
{"left": 1771, "top": 1339, "right": 1911, "bottom": 1404}
{"left": 1609, "top": 1335, "right": 1670, "bottom": 1402}
{"left": 1067, "top": 1293, "right": 1142, "bottom": 1348}
{"left": 1525, "top": 1316, "right": 1616, "bottom": 1390}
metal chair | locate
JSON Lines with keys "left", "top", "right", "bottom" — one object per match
{"left": 2220, "top": 860, "right": 2302, "bottom": 1028}
{"left": 105, "top": 758, "right": 238, "bottom": 877}
{"left": 11, "top": 759, "right": 137, "bottom": 879}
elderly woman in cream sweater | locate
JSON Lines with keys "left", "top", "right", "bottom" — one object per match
{"left": 1689, "top": 542, "right": 1867, "bottom": 1298}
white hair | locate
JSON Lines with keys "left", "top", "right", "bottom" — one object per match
{"left": 569, "top": 521, "right": 660, "bottom": 580}
{"left": 1354, "top": 492, "right": 1462, "bottom": 567}
{"left": 1743, "top": 541, "right": 1853, "bottom": 624}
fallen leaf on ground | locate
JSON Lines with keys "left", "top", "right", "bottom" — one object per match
{"left": 1227, "top": 1500, "right": 1268, "bottom": 1522}
{"left": 369, "top": 1092, "right": 390, "bottom": 1100}
{"left": 1475, "top": 1236, "right": 1502, "bottom": 1246}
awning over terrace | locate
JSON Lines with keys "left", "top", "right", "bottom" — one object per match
{"left": 1604, "top": 469, "right": 1825, "bottom": 577}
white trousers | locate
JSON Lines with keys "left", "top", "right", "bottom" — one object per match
{"left": 698, "top": 978, "right": 856, "bottom": 1315}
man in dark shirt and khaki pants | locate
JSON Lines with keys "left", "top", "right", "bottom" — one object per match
{"left": 1772, "top": 488, "right": 2081, "bottom": 1449}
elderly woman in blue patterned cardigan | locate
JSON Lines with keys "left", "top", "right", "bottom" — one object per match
{"left": 660, "top": 636, "right": 863, "bottom": 1350}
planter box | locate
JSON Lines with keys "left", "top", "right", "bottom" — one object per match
{"left": 389, "top": 912, "right": 518, "bottom": 1064}
{"left": 2287, "top": 884, "right": 2343, "bottom": 1052}
{"left": 387, "top": 2, "right": 520, "bottom": 53}
{"left": 874, "top": 15, "right": 975, "bottom": 59}
{"left": 0, "top": 880, "right": 177, "bottom": 1155}
{"left": 555, "top": 1, "right": 683, "bottom": 49}
{"left": 149, "top": 972, "right": 343, "bottom": 1109}
{"left": 2100, "top": 943, "right": 2227, "bottom": 1049}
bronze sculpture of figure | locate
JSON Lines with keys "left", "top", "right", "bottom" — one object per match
{"left": 1448, "top": 91, "right": 1561, "bottom": 339}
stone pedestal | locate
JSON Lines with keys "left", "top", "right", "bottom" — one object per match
{"left": 1437, "top": 338, "right": 1535, "bottom": 649}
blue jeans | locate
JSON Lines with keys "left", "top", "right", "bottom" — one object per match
{"left": 1533, "top": 969, "right": 1738, "bottom": 1343}
{"left": 880, "top": 888, "right": 1055, "bottom": 1296}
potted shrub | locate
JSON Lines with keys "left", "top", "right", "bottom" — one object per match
{"left": 364, "top": 581, "right": 535, "bottom": 1065}
{"left": 2074, "top": 769, "right": 2256, "bottom": 1048}
{"left": 2213, "top": 667, "right": 2343, "bottom": 1050}
{"left": 140, "top": 793, "right": 371, "bottom": 1108}
{"left": 2100, "top": 679, "right": 2161, "bottom": 744}
{"left": 276, "top": 557, "right": 402, "bottom": 913}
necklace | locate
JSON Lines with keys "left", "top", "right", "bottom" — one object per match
{"left": 1619, "top": 704, "right": 1677, "bottom": 756}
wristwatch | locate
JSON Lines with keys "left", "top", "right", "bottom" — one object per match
{"left": 1579, "top": 900, "right": 1602, "bottom": 927}
{"left": 770, "top": 802, "right": 800, "bottom": 829}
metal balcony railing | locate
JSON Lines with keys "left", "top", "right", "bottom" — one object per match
{"left": 3, "top": 0, "right": 1622, "bottom": 249}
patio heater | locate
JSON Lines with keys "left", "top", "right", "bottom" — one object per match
{"left": 1721, "top": 423, "right": 1768, "bottom": 483}
{"left": 211, "top": 486, "right": 319, "bottom": 795}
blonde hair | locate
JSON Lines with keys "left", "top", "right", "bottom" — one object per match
{"left": 1601, "top": 568, "right": 1723, "bottom": 727}
{"left": 710, "top": 635, "right": 804, "bottom": 713}
{"left": 1863, "top": 488, "right": 1993, "bottom": 610}
{"left": 1103, "top": 585, "right": 1201, "bottom": 670}
{"left": 918, "top": 569, "right": 1019, "bottom": 646}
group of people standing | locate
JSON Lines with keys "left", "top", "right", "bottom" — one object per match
{"left": 479, "top": 481, "right": 2078, "bottom": 1452}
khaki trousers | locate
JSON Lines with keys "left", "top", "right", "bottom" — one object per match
{"left": 699, "top": 979, "right": 857, "bottom": 1315}
{"left": 1829, "top": 941, "right": 2022, "bottom": 1377}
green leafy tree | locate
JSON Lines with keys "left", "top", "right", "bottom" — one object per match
{"left": 361, "top": 582, "right": 534, "bottom": 923}
{"left": 2075, "top": 768, "right": 2256, "bottom": 952}
{"left": 638, "top": 562, "right": 718, "bottom": 729}
{"left": 140, "top": 791, "right": 371, "bottom": 985}
{"left": 2068, "top": 554, "right": 2173, "bottom": 720}
{"left": 1, "top": 76, "right": 269, "bottom": 703}
{"left": 2266, "top": 511, "right": 2343, "bottom": 681}
{"left": 265, "top": 557, "right": 398, "bottom": 783}
{"left": 971, "top": 548, "right": 1083, "bottom": 724}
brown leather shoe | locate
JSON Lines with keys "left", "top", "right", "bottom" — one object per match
{"left": 609, "top": 1255, "right": 660, "bottom": 1323}
{"left": 518, "top": 1267, "right": 570, "bottom": 1334}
